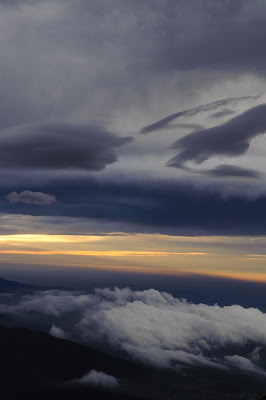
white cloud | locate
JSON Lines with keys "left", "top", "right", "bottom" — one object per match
{"left": 6, "top": 190, "right": 57, "bottom": 206}
{"left": 2, "top": 287, "right": 266, "bottom": 374}
{"left": 49, "top": 324, "right": 68, "bottom": 339}
{"left": 69, "top": 370, "right": 119, "bottom": 388}
{"left": 0, "top": 290, "right": 93, "bottom": 317}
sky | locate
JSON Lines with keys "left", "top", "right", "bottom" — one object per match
{"left": 1, "top": 0, "right": 266, "bottom": 283}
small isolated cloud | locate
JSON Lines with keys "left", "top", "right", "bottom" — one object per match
{"left": 49, "top": 324, "right": 68, "bottom": 339}
{"left": 69, "top": 370, "right": 119, "bottom": 388}
{"left": 6, "top": 190, "right": 57, "bottom": 206}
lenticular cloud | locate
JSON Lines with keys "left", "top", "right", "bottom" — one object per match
{"left": 2, "top": 287, "right": 266, "bottom": 375}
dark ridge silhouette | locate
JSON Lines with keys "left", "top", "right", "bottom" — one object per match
{"left": 0, "top": 325, "right": 148, "bottom": 400}
{"left": 0, "top": 276, "right": 72, "bottom": 293}
{"left": 0, "top": 276, "right": 45, "bottom": 292}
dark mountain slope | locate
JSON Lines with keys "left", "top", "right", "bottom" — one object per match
{"left": 0, "top": 276, "right": 71, "bottom": 293}
{"left": 1, "top": 325, "right": 266, "bottom": 400}
{"left": 0, "top": 325, "right": 149, "bottom": 399}
{"left": 0, "top": 276, "right": 45, "bottom": 292}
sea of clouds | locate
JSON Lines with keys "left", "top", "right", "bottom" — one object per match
{"left": 1, "top": 287, "right": 266, "bottom": 376}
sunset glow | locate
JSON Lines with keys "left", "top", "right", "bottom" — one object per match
{"left": 0, "top": 233, "right": 266, "bottom": 282}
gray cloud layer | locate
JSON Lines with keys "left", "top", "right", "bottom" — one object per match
{"left": 2, "top": 287, "right": 266, "bottom": 375}
{"left": 0, "top": 1, "right": 265, "bottom": 131}
{"left": 6, "top": 190, "right": 57, "bottom": 206}
{"left": 0, "top": 123, "right": 131, "bottom": 171}
{"left": 157, "top": 0, "right": 266, "bottom": 75}
{"left": 0, "top": 1, "right": 266, "bottom": 234}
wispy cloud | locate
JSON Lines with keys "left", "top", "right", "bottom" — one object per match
{"left": 207, "top": 165, "right": 260, "bottom": 179}
{"left": 167, "top": 104, "right": 266, "bottom": 168}
{"left": 141, "top": 96, "right": 259, "bottom": 134}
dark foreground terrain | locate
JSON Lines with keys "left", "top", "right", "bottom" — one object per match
{"left": 0, "top": 325, "right": 147, "bottom": 400}
{"left": 1, "top": 325, "right": 266, "bottom": 400}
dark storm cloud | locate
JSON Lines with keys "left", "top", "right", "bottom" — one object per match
{"left": 207, "top": 165, "right": 260, "bottom": 179}
{"left": 5, "top": 190, "right": 57, "bottom": 206}
{"left": 140, "top": 96, "right": 258, "bottom": 134}
{"left": 0, "top": 1, "right": 264, "bottom": 131}
{"left": 0, "top": 123, "right": 132, "bottom": 171}
{"left": 0, "top": 1, "right": 264, "bottom": 134}
{"left": 2, "top": 178, "right": 266, "bottom": 235}
{"left": 167, "top": 104, "right": 266, "bottom": 168}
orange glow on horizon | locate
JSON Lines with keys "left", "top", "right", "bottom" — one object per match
{"left": 0, "top": 234, "right": 102, "bottom": 243}
{"left": 0, "top": 249, "right": 209, "bottom": 257}
{"left": 1, "top": 233, "right": 266, "bottom": 284}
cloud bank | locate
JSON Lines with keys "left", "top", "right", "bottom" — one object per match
{"left": 2, "top": 178, "right": 265, "bottom": 235}
{"left": 2, "top": 287, "right": 266, "bottom": 376}
{"left": 6, "top": 190, "right": 57, "bottom": 206}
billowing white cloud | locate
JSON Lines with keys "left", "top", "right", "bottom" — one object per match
{"left": 6, "top": 190, "right": 57, "bottom": 206}
{"left": 0, "top": 290, "right": 92, "bottom": 317}
{"left": 69, "top": 370, "right": 119, "bottom": 388}
{"left": 49, "top": 324, "right": 68, "bottom": 339}
{"left": 2, "top": 287, "right": 266, "bottom": 375}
